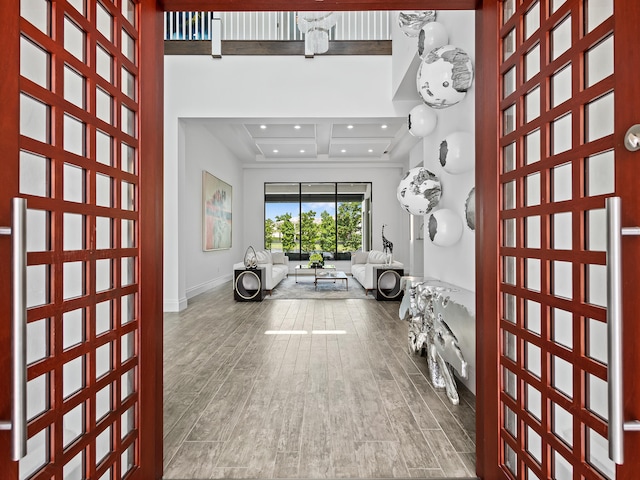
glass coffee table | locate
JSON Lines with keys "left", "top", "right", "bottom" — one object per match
{"left": 314, "top": 269, "right": 348, "bottom": 290}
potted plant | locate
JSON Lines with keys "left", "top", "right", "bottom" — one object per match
{"left": 308, "top": 252, "right": 324, "bottom": 268}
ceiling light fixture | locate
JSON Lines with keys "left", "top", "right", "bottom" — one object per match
{"left": 368, "top": 149, "right": 373, "bottom": 153}
{"left": 381, "top": 124, "right": 388, "bottom": 129}
{"left": 260, "top": 125, "right": 267, "bottom": 129}
{"left": 300, "top": 149, "right": 305, "bottom": 153}
{"left": 296, "top": 12, "right": 340, "bottom": 55}
{"left": 347, "top": 125, "right": 354, "bottom": 129}
{"left": 341, "top": 149, "right": 347, "bottom": 153}
{"left": 294, "top": 125, "right": 301, "bottom": 129}
{"left": 273, "top": 149, "right": 279, "bottom": 153}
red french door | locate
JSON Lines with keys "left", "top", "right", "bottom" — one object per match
{"left": 0, "top": 0, "right": 163, "bottom": 478}
{"left": 476, "top": 0, "right": 640, "bottom": 479}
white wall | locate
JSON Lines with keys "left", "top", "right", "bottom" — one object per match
{"left": 183, "top": 121, "right": 245, "bottom": 299}
{"left": 391, "top": 11, "right": 423, "bottom": 101}
{"left": 164, "top": 54, "right": 416, "bottom": 310}
{"left": 408, "top": 145, "right": 425, "bottom": 277}
{"left": 405, "top": 11, "right": 476, "bottom": 292}
{"left": 164, "top": 11, "right": 476, "bottom": 309}
{"left": 242, "top": 165, "right": 408, "bottom": 270}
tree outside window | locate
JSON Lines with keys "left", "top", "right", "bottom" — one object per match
{"left": 276, "top": 213, "right": 296, "bottom": 253}
{"left": 319, "top": 211, "right": 337, "bottom": 253}
{"left": 264, "top": 183, "right": 371, "bottom": 259}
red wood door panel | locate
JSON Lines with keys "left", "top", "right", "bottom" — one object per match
{"left": 476, "top": 0, "right": 640, "bottom": 479}
{"left": 0, "top": 0, "right": 163, "bottom": 478}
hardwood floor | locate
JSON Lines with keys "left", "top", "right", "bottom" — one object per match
{"left": 163, "top": 282, "right": 477, "bottom": 479}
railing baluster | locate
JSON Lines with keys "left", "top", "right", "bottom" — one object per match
{"left": 163, "top": 11, "right": 391, "bottom": 42}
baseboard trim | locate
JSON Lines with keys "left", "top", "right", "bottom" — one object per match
{"left": 186, "top": 274, "right": 232, "bottom": 300}
{"left": 163, "top": 297, "right": 188, "bottom": 312}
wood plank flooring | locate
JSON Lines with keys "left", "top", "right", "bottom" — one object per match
{"left": 163, "top": 282, "right": 477, "bottom": 479}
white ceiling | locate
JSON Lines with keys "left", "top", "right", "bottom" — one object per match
{"left": 192, "top": 116, "right": 420, "bottom": 164}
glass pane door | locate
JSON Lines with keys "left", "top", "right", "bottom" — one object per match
{"left": 487, "top": 0, "right": 640, "bottom": 478}
{"left": 7, "top": 0, "right": 145, "bottom": 478}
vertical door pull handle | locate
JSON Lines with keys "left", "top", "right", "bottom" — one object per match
{"left": 606, "top": 196, "right": 640, "bottom": 465}
{"left": 0, "top": 198, "right": 28, "bottom": 460}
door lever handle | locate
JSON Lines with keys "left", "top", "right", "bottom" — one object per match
{"left": 0, "top": 198, "right": 28, "bottom": 461}
{"left": 606, "top": 196, "right": 640, "bottom": 465}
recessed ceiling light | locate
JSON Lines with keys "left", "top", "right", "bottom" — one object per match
{"left": 300, "top": 149, "right": 305, "bottom": 153}
{"left": 273, "top": 149, "right": 279, "bottom": 153}
{"left": 347, "top": 125, "right": 354, "bottom": 129}
{"left": 341, "top": 149, "right": 347, "bottom": 153}
{"left": 368, "top": 149, "right": 373, "bottom": 153}
{"left": 381, "top": 124, "right": 388, "bottom": 129}
{"left": 294, "top": 125, "right": 301, "bottom": 129}
{"left": 260, "top": 125, "right": 267, "bottom": 129}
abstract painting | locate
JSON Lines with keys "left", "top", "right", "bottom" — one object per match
{"left": 202, "top": 171, "right": 232, "bottom": 251}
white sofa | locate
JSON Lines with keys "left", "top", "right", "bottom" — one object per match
{"left": 233, "top": 250, "right": 289, "bottom": 294}
{"left": 350, "top": 250, "right": 404, "bottom": 294}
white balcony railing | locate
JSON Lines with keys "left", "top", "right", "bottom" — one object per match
{"left": 164, "top": 11, "right": 391, "bottom": 41}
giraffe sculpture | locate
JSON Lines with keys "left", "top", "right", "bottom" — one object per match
{"left": 382, "top": 224, "right": 393, "bottom": 265}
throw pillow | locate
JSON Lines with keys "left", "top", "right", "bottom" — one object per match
{"left": 271, "top": 252, "right": 285, "bottom": 264}
{"left": 368, "top": 250, "right": 388, "bottom": 264}
{"left": 352, "top": 251, "right": 369, "bottom": 264}
{"left": 255, "top": 250, "right": 273, "bottom": 264}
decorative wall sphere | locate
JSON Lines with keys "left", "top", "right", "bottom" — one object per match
{"left": 418, "top": 22, "right": 449, "bottom": 60}
{"left": 439, "top": 131, "right": 475, "bottom": 174}
{"left": 428, "top": 208, "right": 463, "bottom": 247}
{"left": 398, "top": 11, "right": 436, "bottom": 37}
{"left": 408, "top": 104, "right": 438, "bottom": 137}
{"left": 465, "top": 188, "right": 476, "bottom": 231}
{"left": 417, "top": 45, "right": 474, "bottom": 109}
{"left": 396, "top": 167, "right": 442, "bottom": 215}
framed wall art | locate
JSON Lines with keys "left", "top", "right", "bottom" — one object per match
{"left": 202, "top": 171, "right": 232, "bottom": 251}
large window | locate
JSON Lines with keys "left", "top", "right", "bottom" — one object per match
{"left": 264, "top": 182, "right": 372, "bottom": 260}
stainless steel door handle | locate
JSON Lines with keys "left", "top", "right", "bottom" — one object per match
{"left": 0, "top": 198, "right": 28, "bottom": 460}
{"left": 605, "top": 196, "right": 640, "bottom": 465}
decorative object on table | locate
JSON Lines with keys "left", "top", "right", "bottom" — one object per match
{"left": 381, "top": 224, "right": 394, "bottom": 265}
{"left": 465, "top": 187, "right": 476, "bottom": 230}
{"left": 428, "top": 208, "right": 463, "bottom": 247}
{"left": 408, "top": 104, "right": 438, "bottom": 137}
{"left": 308, "top": 252, "right": 324, "bottom": 268}
{"left": 417, "top": 45, "right": 474, "bottom": 109}
{"left": 375, "top": 267, "right": 404, "bottom": 301}
{"left": 439, "top": 131, "right": 475, "bottom": 174}
{"left": 417, "top": 22, "right": 449, "bottom": 59}
{"left": 398, "top": 10, "right": 436, "bottom": 37}
{"left": 202, "top": 170, "right": 232, "bottom": 251}
{"left": 296, "top": 11, "right": 340, "bottom": 55}
{"left": 399, "top": 279, "right": 469, "bottom": 404}
{"left": 396, "top": 167, "right": 442, "bottom": 215}
{"left": 234, "top": 267, "right": 265, "bottom": 302}
{"left": 243, "top": 245, "right": 258, "bottom": 269}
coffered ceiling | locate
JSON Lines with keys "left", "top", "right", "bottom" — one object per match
{"left": 193, "top": 117, "right": 418, "bottom": 164}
